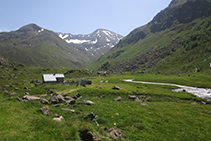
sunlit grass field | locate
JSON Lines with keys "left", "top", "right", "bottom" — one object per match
{"left": 1, "top": 69, "right": 211, "bottom": 140}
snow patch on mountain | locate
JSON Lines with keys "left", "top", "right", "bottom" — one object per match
{"left": 56, "top": 29, "right": 123, "bottom": 60}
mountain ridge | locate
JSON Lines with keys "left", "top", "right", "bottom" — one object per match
{"left": 57, "top": 29, "right": 123, "bottom": 61}
{"left": 0, "top": 23, "right": 88, "bottom": 68}
{"left": 91, "top": 0, "right": 211, "bottom": 74}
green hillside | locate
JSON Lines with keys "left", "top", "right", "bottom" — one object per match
{"left": 0, "top": 24, "right": 88, "bottom": 68}
{"left": 91, "top": 0, "right": 211, "bottom": 74}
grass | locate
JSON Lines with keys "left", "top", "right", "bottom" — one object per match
{"left": 1, "top": 66, "right": 211, "bottom": 140}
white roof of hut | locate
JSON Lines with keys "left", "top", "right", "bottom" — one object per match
{"left": 43, "top": 74, "right": 64, "bottom": 82}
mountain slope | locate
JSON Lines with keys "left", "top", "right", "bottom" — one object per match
{"left": 0, "top": 24, "right": 88, "bottom": 68}
{"left": 57, "top": 29, "right": 123, "bottom": 61}
{"left": 92, "top": 0, "right": 211, "bottom": 74}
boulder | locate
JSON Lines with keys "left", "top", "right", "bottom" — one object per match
{"left": 84, "top": 113, "right": 95, "bottom": 121}
{"left": 54, "top": 104, "right": 60, "bottom": 107}
{"left": 128, "top": 95, "right": 137, "bottom": 99}
{"left": 101, "top": 127, "right": 125, "bottom": 139}
{"left": 66, "top": 98, "right": 76, "bottom": 105}
{"left": 40, "top": 106, "right": 50, "bottom": 116}
{"left": 49, "top": 95, "right": 59, "bottom": 104}
{"left": 73, "top": 93, "right": 82, "bottom": 99}
{"left": 53, "top": 116, "right": 64, "bottom": 122}
{"left": 47, "top": 89, "right": 54, "bottom": 94}
{"left": 79, "top": 129, "right": 100, "bottom": 141}
{"left": 112, "top": 86, "right": 121, "bottom": 90}
{"left": 56, "top": 94, "right": 65, "bottom": 103}
{"left": 141, "top": 103, "right": 148, "bottom": 106}
{"left": 114, "top": 97, "right": 122, "bottom": 101}
{"left": 78, "top": 100, "right": 95, "bottom": 105}
{"left": 49, "top": 93, "right": 65, "bottom": 104}
{"left": 62, "top": 108, "right": 75, "bottom": 113}
{"left": 23, "top": 95, "right": 40, "bottom": 101}
{"left": 40, "top": 98, "right": 49, "bottom": 104}
{"left": 64, "top": 95, "right": 72, "bottom": 100}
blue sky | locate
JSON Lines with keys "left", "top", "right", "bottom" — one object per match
{"left": 0, "top": 0, "right": 172, "bottom": 36}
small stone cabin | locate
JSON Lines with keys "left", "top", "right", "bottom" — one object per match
{"left": 42, "top": 73, "right": 64, "bottom": 83}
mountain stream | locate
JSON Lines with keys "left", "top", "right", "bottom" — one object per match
{"left": 122, "top": 79, "right": 211, "bottom": 99}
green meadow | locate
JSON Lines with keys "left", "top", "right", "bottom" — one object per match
{"left": 1, "top": 68, "right": 211, "bottom": 140}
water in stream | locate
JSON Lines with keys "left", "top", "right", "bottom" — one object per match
{"left": 122, "top": 79, "right": 211, "bottom": 99}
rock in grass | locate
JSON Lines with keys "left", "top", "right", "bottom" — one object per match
{"left": 40, "top": 98, "right": 48, "bottom": 104}
{"left": 112, "top": 86, "right": 121, "bottom": 90}
{"left": 84, "top": 113, "right": 95, "bottom": 121}
{"left": 49, "top": 93, "right": 65, "bottom": 104}
{"left": 114, "top": 97, "right": 122, "bottom": 101}
{"left": 53, "top": 116, "right": 64, "bottom": 122}
{"left": 23, "top": 95, "right": 40, "bottom": 101}
{"left": 101, "top": 127, "right": 125, "bottom": 139}
{"left": 66, "top": 98, "right": 76, "bottom": 105}
{"left": 78, "top": 100, "right": 95, "bottom": 105}
{"left": 62, "top": 108, "right": 75, "bottom": 113}
{"left": 54, "top": 104, "right": 60, "bottom": 107}
{"left": 40, "top": 106, "right": 50, "bottom": 116}
{"left": 79, "top": 129, "right": 100, "bottom": 141}
{"left": 128, "top": 95, "right": 137, "bottom": 99}
{"left": 47, "top": 89, "right": 54, "bottom": 94}
{"left": 141, "top": 103, "right": 148, "bottom": 106}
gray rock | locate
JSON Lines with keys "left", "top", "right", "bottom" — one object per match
{"left": 53, "top": 116, "right": 64, "bottom": 122}
{"left": 56, "top": 94, "right": 65, "bottom": 103}
{"left": 49, "top": 95, "right": 59, "bottom": 104}
{"left": 74, "top": 93, "right": 81, "bottom": 99}
{"left": 23, "top": 95, "right": 40, "bottom": 101}
{"left": 84, "top": 113, "right": 95, "bottom": 121}
{"left": 62, "top": 108, "right": 75, "bottom": 113}
{"left": 141, "top": 103, "right": 148, "bottom": 106}
{"left": 54, "top": 104, "right": 60, "bottom": 107}
{"left": 101, "top": 127, "right": 125, "bottom": 139}
{"left": 128, "top": 95, "right": 137, "bottom": 99}
{"left": 40, "top": 98, "right": 49, "bottom": 104}
{"left": 49, "top": 93, "right": 65, "bottom": 104}
{"left": 64, "top": 95, "right": 72, "bottom": 100}
{"left": 66, "top": 98, "right": 76, "bottom": 105}
{"left": 114, "top": 97, "right": 122, "bottom": 101}
{"left": 112, "top": 86, "right": 121, "bottom": 90}
{"left": 78, "top": 100, "right": 95, "bottom": 105}
{"left": 24, "top": 87, "right": 28, "bottom": 91}
{"left": 47, "top": 89, "right": 54, "bottom": 94}
{"left": 40, "top": 106, "right": 50, "bottom": 116}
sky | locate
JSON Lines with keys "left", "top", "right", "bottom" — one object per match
{"left": 0, "top": 0, "right": 172, "bottom": 36}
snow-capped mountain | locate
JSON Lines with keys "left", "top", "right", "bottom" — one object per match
{"left": 57, "top": 29, "right": 123, "bottom": 60}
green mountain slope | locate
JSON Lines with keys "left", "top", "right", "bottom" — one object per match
{"left": 0, "top": 24, "right": 88, "bottom": 68}
{"left": 92, "top": 0, "right": 211, "bottom": 74}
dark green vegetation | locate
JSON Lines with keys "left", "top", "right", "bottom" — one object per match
{"left": 1, "top": 58, "right": 211, "bottom": 140}
{"left": 92, "top": 0, "right": 211, "bottom": 74}
{"left": 0, "top": 24, "right": 88, "bottom": 68}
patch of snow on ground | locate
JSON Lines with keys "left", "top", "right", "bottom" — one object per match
{"left": 59, "top": 34, "right": 69, "bottom": 39}
{"left": 91, "top": 39, "right": 98, "bottom": 44}
{"left": 66, "top": 39, "right": 91, "bottom": 44}
{"left": 106, "top": 38, "right": 111, "bottom": 42}
{"left": 38, "top": 29, "right": 44, "bottom": 33}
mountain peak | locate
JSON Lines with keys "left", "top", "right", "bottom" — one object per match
{"left": 18, "top": 23, "right": 42, "bottom": 32}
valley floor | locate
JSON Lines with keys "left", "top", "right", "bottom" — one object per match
{"left": 1, "top": 71, "right": 211, "bottom": 140}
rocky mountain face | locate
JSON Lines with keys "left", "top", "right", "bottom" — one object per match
{"left": 0, "top": 24, "right": 88, "bottom": 68}
{"left": 93, "top": 0, "right": 211, "bottom": 74}
{"left": 57, "top": 29, "right": 123, "bottom": 60}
